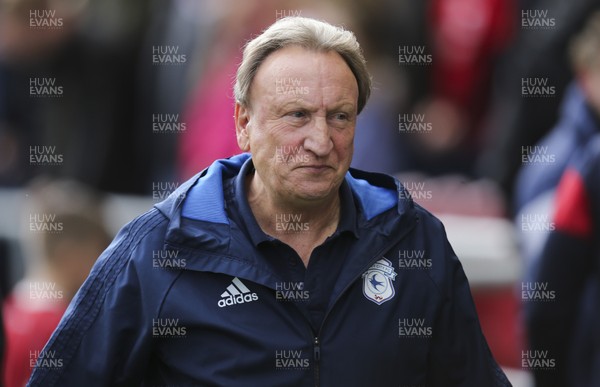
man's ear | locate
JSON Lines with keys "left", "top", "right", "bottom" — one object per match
{"left": 234, "top": 102, "right": 251, "bottom": 152}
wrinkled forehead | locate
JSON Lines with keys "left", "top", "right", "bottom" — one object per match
{"left": 249, "top": 46, "right": 358, "bottom": 106}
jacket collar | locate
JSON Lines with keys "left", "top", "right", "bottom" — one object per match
{"left": 154, "top": 153, "right": 418, "bottom": 286}
{"left": 155, "top": 153, "right": 414, "bottom": 225}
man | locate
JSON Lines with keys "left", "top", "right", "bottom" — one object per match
{"left": 29, "top": 17, "right": 510, "bottom": 386}
{"left": 525, "top": 15, "right": 600, "bottom": 383}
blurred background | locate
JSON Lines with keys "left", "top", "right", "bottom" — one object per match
{"left": 2, "top": 0, "right": 600, "bottom": 385}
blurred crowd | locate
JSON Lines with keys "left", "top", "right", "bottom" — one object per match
{"left": 1, "top": 0, "right": 600, "bottom": 386}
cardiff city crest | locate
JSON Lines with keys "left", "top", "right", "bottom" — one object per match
{"left": 362, "top": 258, "right": 397, "bottom": 305}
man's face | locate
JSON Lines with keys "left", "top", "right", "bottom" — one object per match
{"left": 235, "top": 45, "right": 359, "bottom": 204}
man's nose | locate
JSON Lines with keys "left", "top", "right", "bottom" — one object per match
{"left": 303, "top": 116, "right": 333, "bottom": 157}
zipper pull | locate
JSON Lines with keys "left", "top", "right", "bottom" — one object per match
{"left": 313, "top": 337, "right": 320, "bottom": 361}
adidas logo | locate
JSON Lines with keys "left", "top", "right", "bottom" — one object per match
{"left": 217, "top": 277, "right": 259, "bottom": 308}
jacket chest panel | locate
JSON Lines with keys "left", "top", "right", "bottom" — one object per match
{"left": 149, "top": 267, "right": 439, "bottom": 385}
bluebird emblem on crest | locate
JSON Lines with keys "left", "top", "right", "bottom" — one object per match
{"left": 362, "top": 258, "right": 397, "bottom": 305}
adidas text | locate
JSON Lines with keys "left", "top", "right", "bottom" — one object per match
{"left": 218, "top": 293, "right": 259, "bottom": 308}
{"left": 218, "top": 277, "right": 259, "bottom": 308}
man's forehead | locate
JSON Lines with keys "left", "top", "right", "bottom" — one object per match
{"left": 256, "top": 45, "right": 352, "bottom": 80}
{"left": 249, "top": 45, "right": 358, "bottom": 104}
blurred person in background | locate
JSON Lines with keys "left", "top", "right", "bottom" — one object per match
{"left": 515, "top": 9, "right": 600, "bottom": 213}
{"left": 400, "top": 0, "right": 515, "bottom": 176}
{"left": 349, "top": 0, "right": 514, "bottom": 217}
{"left": 525, "top": 133, "right": 600, "bottom": 387}
{"left": 134, "top": 0, "right": 214, "bottom": 189}
{"left": 0, "top": 0, "right": 181, "bottom": 194}
{"left": 513, "top": 11, "right": 600, "bottom": 284}
{"left": 0, "top": 0, "right": 86, "bottom": 187}
{"left": 524, "top": 12, "right": 600, "bottom": 387}
{"left": 2, "top": 178, "right": 110, "bottom": 387}
{"left": 478, "top": 0, "right": 600, "bottom": 204}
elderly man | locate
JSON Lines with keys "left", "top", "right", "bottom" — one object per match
{"left": 29, "top": 17, "right": 511, "bottom": 386}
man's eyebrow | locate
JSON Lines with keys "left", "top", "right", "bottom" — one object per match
{"left": 273, "top": 99, "right": 315, "bottom": 112}
{"left": 269, "top": 93, "right": 357, "bottom": 114}
{"left": 329, "top": 102, "right": 356, "bottom": 111}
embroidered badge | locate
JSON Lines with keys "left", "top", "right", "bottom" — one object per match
{"left": 362, "top": 258, "right": 397, "bottom": 305}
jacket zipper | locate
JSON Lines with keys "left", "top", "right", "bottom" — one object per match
{"left": 313, "top": 336, "right": 321, "bottom": 387}
{"left": 310, "top": 218, "right": 418, "bottom": 386}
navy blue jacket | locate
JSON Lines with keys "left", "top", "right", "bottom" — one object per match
{"left": 28, "top": 154, "right": 510, "bottom": 386}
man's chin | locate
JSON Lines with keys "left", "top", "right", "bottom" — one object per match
{"left": 288, "top": 184, "right": 339, "bottom": 203}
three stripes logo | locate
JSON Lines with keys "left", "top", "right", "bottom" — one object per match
{"left": 217, "top": 277, "right": 259, "bottom": 308}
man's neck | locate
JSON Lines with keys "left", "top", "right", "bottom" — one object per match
{"left": 245, "top": 174, "right": 341, "bottom": 267}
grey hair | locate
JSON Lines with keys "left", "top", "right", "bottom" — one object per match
{"left": 234, "top": 16, "right": 372, "bottom": 114}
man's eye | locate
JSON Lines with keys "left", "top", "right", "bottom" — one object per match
{"left": 332, "top": 113, "right": 349, "bottom": 121}
{"left": 289, "top": 111, "right": 306, "bottom": 118}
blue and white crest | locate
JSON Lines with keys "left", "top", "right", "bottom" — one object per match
{"left": 362, "top": 258, "right": 397, "bottom": 305}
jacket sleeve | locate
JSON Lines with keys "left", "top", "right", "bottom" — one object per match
{"left": 27, "top": 208, "right": 167, "bottom": 387}
{"left": 426, "top": 232, "right": 511, "bottom": 386}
